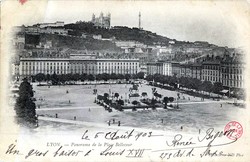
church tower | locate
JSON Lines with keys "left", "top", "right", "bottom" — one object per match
{"left": 92, "top": 14, "right": 96, "bottom": 23}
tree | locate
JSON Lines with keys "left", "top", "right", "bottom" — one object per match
{"left": 51, "top": 73, "right": 59, "bottom": 85}
{"left": 145, "top": 75, "right": 154, "bottom": 82}
{"left": 117, "top": 99, "right": 124, "bottom": 106}
{"left": 65, "top": 73, "right": 72, "bottom": 82}
{"left": 154, "top": 92, "right": 162, "bottom": 100}
{"left": 45, "top": 74, "right": 51, "bottom": 82}
{"left": 169, "top": 76, "right": 178, "bottom": 87}
{"left": 179, "top": 77, "right": 189, "bottom": 88}
{"left": 102, "top": 73, "right": 110, "bottom": 82}
{"left": 35, "top": 73, "right": 45, "bottom": 85}
{"left": 80, "top": 73, "right": 87, "bottom": 81}
{"left": 72, "top": 73, "right": 80, "bottom": 81}
{"left": 151, "top": 98, "right": 157, "bottom": 109}
{"left": 104, "top": 93, "right": 109, "bottom": 99}
{"left": 135, "top": 72, "right": 145, "bottom": 79}
{"left": 114, "top": 93, "right": 119, "bottom": 99}
{"left": 132, "top": 84, "right": 139, "bottom": 91}
{"left": 117, "top": 74, "right": 125, "bottom": 80}
{"left": 110, "top": 73, "right": 118, "bottom": 80}
{"left": 193, "top": 78, "right": 202, "bottom": 92}
{"left": 132, "top": 100, "right": 139, "bottom": 106}
{"left": 169, "top": 97, "right": 174, "bottom": 103}
{"left": 97, "top": 95, "right": 104, "bottom": 101}
{"left": 202, "top": 81, "right": 213, "bottom": 96}
{"left": 87, "top": 74, "right": 95, "bottom": 81}
{"left": 96, "top": 74, "right": 102, "bottom": 81}
{"left": 141, "top": 92, "right": 147, "bottom": 98}
{"left": 14, "top": 78, "right": 37, "bottom": 127}
{"left": 125, "top": 74, "right": 131, "bottom": 81}
{"left": 213, "top": 82, "right": 223, "bottom": 94}
{"left": 58, "top": 74, "right": 67, "bottom": 84}
{"left": 163, "top": 97, "right": 169, "bottom": 109}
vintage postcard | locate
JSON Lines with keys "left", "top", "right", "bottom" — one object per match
{"left": 1, "top": 0, "right": 250, "bottom": 161}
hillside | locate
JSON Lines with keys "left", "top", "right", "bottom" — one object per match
{"left": 26, "top": 33, "right": 121, "bottom": 52}
{"left": 64, "top": 22, "right": 172, "bottom": 45}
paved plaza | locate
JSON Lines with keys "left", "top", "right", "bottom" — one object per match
{"left": 34, "top": 83, "right": 246, "bottom": 133}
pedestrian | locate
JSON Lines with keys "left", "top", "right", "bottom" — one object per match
{"left": 118, "top": 121, "right": 121, "bottom": 126}
{"left": 108, "top": 120, "right": 110, "bottom": 126}
{"left": 113, "top": 119, "right": 115, "bottom": 124}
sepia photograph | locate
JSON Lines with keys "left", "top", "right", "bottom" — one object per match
{"left": 1, "top": 0, "right": 250, "bottom": 161}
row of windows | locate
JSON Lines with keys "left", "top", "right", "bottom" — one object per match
{"left": 203, "top": 70, "right": 219, "bottom": 75}
{"left": 21, "top": 70, "right": 68, "bottom": 75}
{"left": 202, "top": 76, "right": 220, "bottom": 82}
{"left": 98, "top": 62, "right": 138, "bottom": 65}
{"left": 222, "top": 80, "right": 243, "bottom": 88}
{"left": 23, "top": 62, "right": 68, "bottom": 66}
{"left": 203, "top": 65, "right": 220, "bottom": 70}
{"left": 221, "top": 68, "right": 243, "bottom": 74}
{"left": 21, "top": 61, "right": 139, "bottom": 67}
{"left": 222, "top": 74, "right": 243, "bottom": 80}
{"left": 22, "top": 65, "right": 69, "bottom": 70}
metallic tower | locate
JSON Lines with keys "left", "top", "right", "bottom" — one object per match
{"left": 139, "top": 12, "right": 141, "bottom": 29}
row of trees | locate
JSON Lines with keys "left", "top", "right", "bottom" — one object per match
{"left": 145, "top": 74, "right": 224, "bottom": 96}
{"left": 32, "top": 72, "right": 145, "bottom": 85}
{"left": 14, "top": 78, "right": 37, "bottom": 127}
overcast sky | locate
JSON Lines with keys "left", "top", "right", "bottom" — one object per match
{"left": 23, "top": 1, "right": 250, "bottom": 48}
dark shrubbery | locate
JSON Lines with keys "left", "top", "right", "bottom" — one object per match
{"left": 14, "top": 78, "right": 37, "bottom": 127}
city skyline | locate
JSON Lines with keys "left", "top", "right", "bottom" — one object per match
{"left": 18, "top": 1, "right": 249, "bottom": 48}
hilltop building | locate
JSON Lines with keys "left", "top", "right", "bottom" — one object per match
{"left": 91, "top": 12, "right": 111, "bottom": 29}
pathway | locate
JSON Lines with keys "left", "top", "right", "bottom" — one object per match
{"left": 36, "top": 105, "right": 102, "bottom": 111}
{"left": 36, "top": 100, "right": 232, "bottom": 112}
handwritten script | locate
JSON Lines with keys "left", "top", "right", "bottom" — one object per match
{"left": 4, "top": 128, "right": 244, "bottom": 160}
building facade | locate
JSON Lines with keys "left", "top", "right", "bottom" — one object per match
{"left": 69, "top": 54, "right": 97, "bottom": 75}
{"left": 190, "top": 64, "right": 202, "bottom": 80}
{"left": 91, "top": 12, "right": 111, "bottom": 29}
{"left": 221, "top": 56, "right": 244, "bottom": 88}
{"left": 96, "top": 59, "right": 139, "bottom": 75}
{"left": 172, "top": 62, "right": 181, "bottom": 77}
{"left": 19, "top": 58, "right": 70, "bottom": 77}
{"left": 146, "top": 61, "right": 172, "bottom": 76}
{"left": 19, "top": 54, "right": 139, "bottom": 77}
{"left": 201, "top": 61, "right": 221, "bottom": 84}
{"left": 180, "top": 64, "right": 192, "bottom": 78}
{"left": 146, "top": 62, "right": 157, "bottom": 75}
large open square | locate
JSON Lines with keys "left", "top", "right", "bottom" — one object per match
{"left": 34, "top": 83, "right": 246, "bottom": 133}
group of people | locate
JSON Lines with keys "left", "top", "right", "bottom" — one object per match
{"left": 108, "top": 119, "right": 121, "bottom": 126}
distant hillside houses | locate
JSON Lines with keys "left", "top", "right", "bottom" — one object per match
{"left": 37, "top": 21, "right": 64, "bottom": 28}
{"left": 12, "top": 22, "right": 68, "bottom": 35}
{"left": 25, "top": 26, "right": 68, "bottom": 35}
